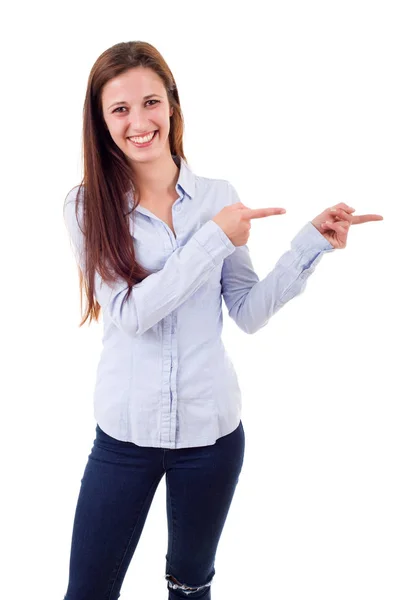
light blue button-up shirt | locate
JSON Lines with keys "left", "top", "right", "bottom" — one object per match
{"left": 63, "top": 155, "right": 334, "bottom": 449}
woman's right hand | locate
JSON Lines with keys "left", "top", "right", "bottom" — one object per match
{"left": 212, "top": 202, "right": 287, "bottom": 247}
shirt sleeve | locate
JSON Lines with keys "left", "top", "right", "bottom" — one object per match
{"left": 63, "top": 188, "right": 236, "bottom": 337}
{"left": 221, "top": 182, "right": 335, "bottom": 334}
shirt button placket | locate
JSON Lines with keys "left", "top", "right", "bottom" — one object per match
{"left": 161, "top": 194, "right": 182, "bottom": 448}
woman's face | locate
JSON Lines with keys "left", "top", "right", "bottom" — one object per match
{"left": 101, "top": 66, "right": 174, "bottom": 166}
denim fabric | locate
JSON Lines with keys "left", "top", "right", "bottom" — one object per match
{"left": 63, "top": 155, "right": 334, "bottom": 449}
{"left": 63, "top": 420, "right": 245, "bottom": 599}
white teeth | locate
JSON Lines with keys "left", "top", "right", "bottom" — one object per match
{"left": 129, "top": 131, "right": 156, "bottom": 144}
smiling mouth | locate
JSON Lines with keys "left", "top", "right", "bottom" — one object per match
{"left": 128, "top": 130, "right": 158, "bottom": 146}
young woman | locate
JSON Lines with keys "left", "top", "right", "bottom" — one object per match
{"left": 62, "top": 40, "right": 383, "bottom": 599}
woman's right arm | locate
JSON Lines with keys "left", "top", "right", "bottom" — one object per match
{"left": 63, "top": 189, "right": 236, "bottom": 337}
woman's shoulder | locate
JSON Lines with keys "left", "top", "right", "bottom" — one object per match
{"left": 193, "top": 170, "right": 234, "bottom": 197}
{"left": 63, "top": 184, "right": 85, "bottom": 234}
{"left": 64, "top": 183, "right": 84, "bottom": 207}
{"left": 195, "top": 173, "right": 238, "bottom": 208}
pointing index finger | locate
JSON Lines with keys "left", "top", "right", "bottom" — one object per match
{"left": 242, "top": 208, "right": 286, "bottom": 219}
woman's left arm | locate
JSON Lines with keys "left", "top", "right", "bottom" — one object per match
{"left": 221, "top": 185, "right": 384, "bottom": 335}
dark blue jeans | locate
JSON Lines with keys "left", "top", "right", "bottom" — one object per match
{"left": 63, "top": 421, "right": 245, "bottom": 599}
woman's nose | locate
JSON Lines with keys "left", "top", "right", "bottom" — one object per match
{"left": 129, "top": 108, "right": 150, "bottom": 132}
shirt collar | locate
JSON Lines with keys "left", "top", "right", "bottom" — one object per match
{"left": 172, "top": 154, "right": 195, "bottom": 199}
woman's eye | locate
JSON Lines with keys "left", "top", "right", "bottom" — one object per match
{"left": 113, "top": 100, "right": 160, "bottom": 113}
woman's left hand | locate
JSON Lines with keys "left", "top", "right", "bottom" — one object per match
{"left": 311, "top": 202, "right": 384, "bottom": 249}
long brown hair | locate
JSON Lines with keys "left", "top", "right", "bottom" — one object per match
{"left": 69, "top": 41, "right": 187, "bottom": 328}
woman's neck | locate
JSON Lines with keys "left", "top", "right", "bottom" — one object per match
{"left": 133, "top": 153, "right": 180, "bottom": 203}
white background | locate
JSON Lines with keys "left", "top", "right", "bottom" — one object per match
{"left": 1, "top": 1, "right": 399, "bottom": 598}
